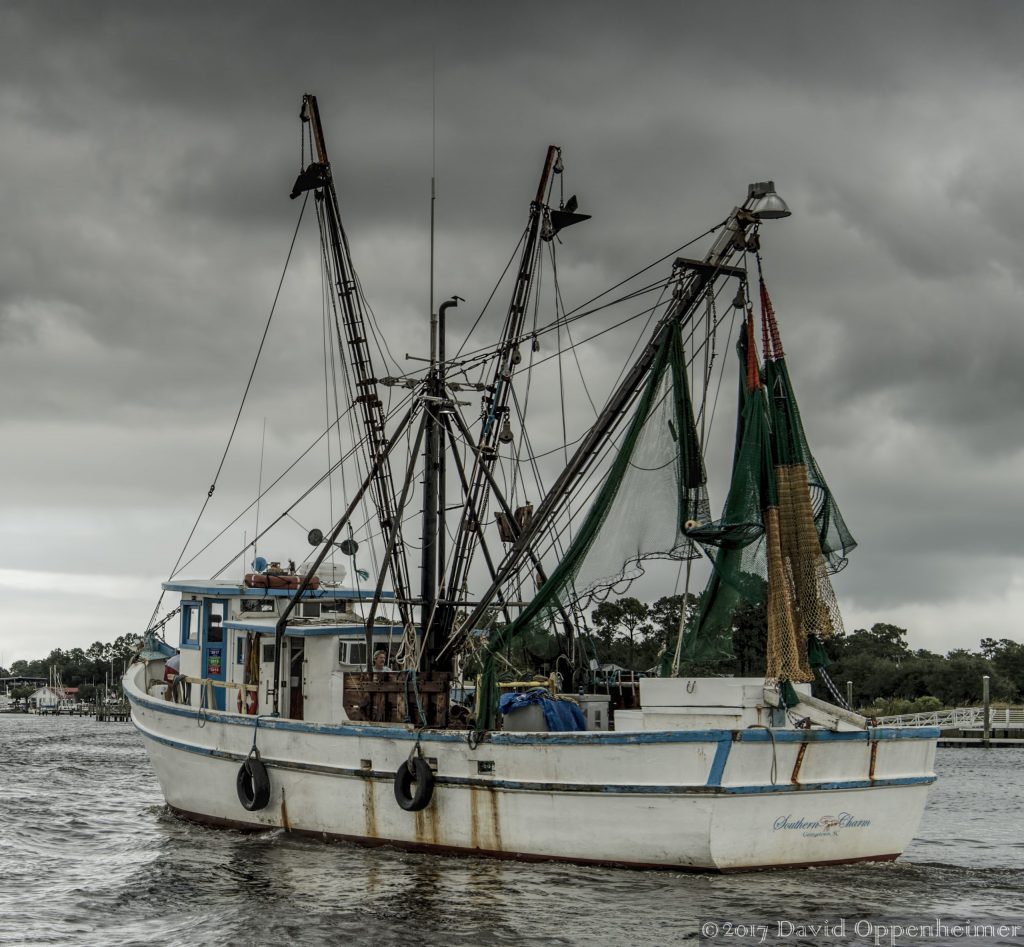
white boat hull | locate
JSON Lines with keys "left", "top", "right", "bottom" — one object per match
{"left": 126, "top": 666, "right": 937, "bottom": 871}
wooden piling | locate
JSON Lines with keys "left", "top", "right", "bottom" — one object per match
{"left": 983, "top": 675, "right": 991, "bottom": 748}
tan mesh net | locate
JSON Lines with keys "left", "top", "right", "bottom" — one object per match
{"left": 765, "top": 464, "right": 845, "bottom": 682}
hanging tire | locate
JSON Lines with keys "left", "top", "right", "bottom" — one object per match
{"left": 236, "top": 754, "right": 271, "bottom": 811}
{"left": 393, "top": 756, "right": 434, "bottom": 812}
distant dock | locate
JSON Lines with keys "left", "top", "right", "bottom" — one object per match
{"left": 30, "top": 706, "right": 92, "bottom": 717}
{"left": 18, "top": 702, "right": 132, "bottom": 722}
{"left": 937, "top": 736, "right": 1024, "bottom": 748}
{"left": 878, "top": 705, "right": 1024, "bottom": 748}
{"left": 96, "top": 703, "right": 131, "bottom": 723}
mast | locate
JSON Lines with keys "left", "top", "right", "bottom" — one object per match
{"left": 435, "top": 146, "right": 560, "bottom": 658}
{"left": 422, "top": 168, "right": 440, "bottom": 665}
{"left": 293, "top": 94, "right": 415, "bottom": 636}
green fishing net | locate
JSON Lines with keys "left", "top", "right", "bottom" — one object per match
{"left": 476, "top": 279, "right": 857, "bottom": 725}
{"left": 477, "top": 322, "right": 709, "bottom": 728}
{"left": 677, "top": 280, "right": 856, "bottom": 681}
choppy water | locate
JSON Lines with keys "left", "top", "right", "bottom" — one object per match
{"left": 2, "top": 715, "right": 1023, "bottom": 947}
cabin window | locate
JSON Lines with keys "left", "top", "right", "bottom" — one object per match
{"left": 241, "top": 598, "right": 275, "bottom": 614}
{"left": 180, "top": 603, "right": 201, "bottom": 648}
{"left": 262, "top": 643, "right": 276, "bottom": 664}
{"left": 340, "top": 641, "right": 367, "bottom": 666}
{"left": 301, "top": 602, "right": 321, "bottom": 619}
{"left": 235, "top": 636, "right": 245, "bottom": 665}
{"left": 322, "top": 600, "right": 354, "bottom": 616}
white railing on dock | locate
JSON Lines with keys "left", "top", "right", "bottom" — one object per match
{"left": 877, "top": 706, "right": 1024, "bottom": 729}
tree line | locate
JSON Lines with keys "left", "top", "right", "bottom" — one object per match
{"left": 8, "top": 601, "right": 1022, "bottom": 713}
{"left": 1, "top": 634, "right": 143, "bottom": 703}
{"left": 587, "top": 594, "right": 1024, "bottom": 711}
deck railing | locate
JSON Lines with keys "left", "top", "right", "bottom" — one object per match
{"left": 163, "top": 675, "right": 258, "bottom": 712}
{"left": 876, "top": 706, "right": 1024, "bottom": 729}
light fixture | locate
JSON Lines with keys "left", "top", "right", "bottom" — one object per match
{"left": 747, "top": 181, "right": 791, "bottom": 219}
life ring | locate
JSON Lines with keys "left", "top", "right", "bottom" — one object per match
{"left": 236, "top": 752, "right": 271, "bottom": 811}
{"left": 236, "top": 687, "right": 258, "bottom": 715}
{"left": 393, "top": 755, "right": 435, "bottom": 812}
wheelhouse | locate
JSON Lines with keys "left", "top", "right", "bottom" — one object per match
{"left": 158, "top": 579, "right": 404, "bottom": 721}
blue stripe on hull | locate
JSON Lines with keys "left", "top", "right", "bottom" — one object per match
{"left": 133, "top": 717, "right": 936, "bottom": 797}
{"left": 127, "top": 689, "right": 940, "bottom": 747}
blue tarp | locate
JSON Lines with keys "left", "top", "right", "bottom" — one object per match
{"left": 498, "top": 688, "right": 587, "bottom": 732}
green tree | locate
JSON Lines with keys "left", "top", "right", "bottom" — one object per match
{"left": 591, "top": 597, "right": 651, "bottom": 669}
{"left": 10, "top": 657, "right": 46, "bottom": 678}
{"left": 932, "top": 651, "right": 1016, "bottom": 704}
{"left": 729, "top": 601, "right": 768, "bottom": 676}
{"left": 645, "top": 593, "right": 700, "bottom": 670}
{"left": 980, "top": 638, "right": 1024, "bottom": 694}
{"left": 845, "top": 623, "right": 912, "bottom": 663}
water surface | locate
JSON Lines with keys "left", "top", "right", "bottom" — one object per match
{"left": 1, "top": 715, "right": 1021, "bottom": 946}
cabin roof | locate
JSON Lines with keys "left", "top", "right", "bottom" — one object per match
{"left": 162, "top": 579, "right": 394, "bottom": 600}
{"left": 223, "top": 618, "right": 406, "bottom": 637}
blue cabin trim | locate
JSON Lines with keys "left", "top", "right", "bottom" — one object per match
{"left": 222, "top": 620, "right": 408, "bottom": 638}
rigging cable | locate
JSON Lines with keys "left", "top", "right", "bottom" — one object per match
{"left": 316, "top": 196, "right": 383, "bottom": 581}
{"left": 318, "top": 229, "right": 337, "bottom": 576}
{"left": 447, "top": 223, "right": 724, "bottom": 370}
{"left": 183, "top": 389, "right": 414, "bottom": 580}
{"left": 208, "top": 389, "right": 419, "bottom": 581}
{"left": 148, "top": 194, "right": 309, "bottom": 629}
{"left": 450, "top": 227, "right": 530, "bottom": 362}
{"left": 461, "top": 273, "right": 746, "bottom": 618}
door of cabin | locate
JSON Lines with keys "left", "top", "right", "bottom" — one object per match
{"left": 288, "top": 640, "right": 305, "bottom": 720}
{"left": 202, "top": 599, "right": 229, "bottom": 710}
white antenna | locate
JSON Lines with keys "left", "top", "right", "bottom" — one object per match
{"left": 254, "top": 418, "right": 267, "bottom": 565}
{"left": 429, "top": 47, "right": 437, "bottom": 364}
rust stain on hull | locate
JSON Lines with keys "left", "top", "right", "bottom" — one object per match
{"left": 469, "top": 785, "right": 480, "bottom": 850}
{"left": 414, "top": 796, "right": 439, "bottom": 846}
{"left": 791, "top": 742, "right": 808, "bottom": 784}
{"left": 363, "top": 775, "right": 377, "bottom": 838}
{"left": 280, "top": 789, "right": 292, "bottom": 832}
{"left": 468, "top": 784, "right": 501, "bottom": 851}
{"left": 487, "top": 785, "right": 503, "bottom": 852}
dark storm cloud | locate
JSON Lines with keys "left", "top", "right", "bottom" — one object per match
{"left": 2, "top": 0, "right": 1023, "bottom": 659}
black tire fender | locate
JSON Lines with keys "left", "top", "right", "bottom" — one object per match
{"left": 236, "top": 753, "right": 271, "bottom": 811}
{"left": 393, "top": 755, "right": 434, "bottom": 812}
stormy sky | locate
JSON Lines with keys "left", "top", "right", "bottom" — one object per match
{"left": 2, "top": 1, "right": 1023, "bottom": 666}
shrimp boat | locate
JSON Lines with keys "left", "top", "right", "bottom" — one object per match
{"left": 125, "top": 94, "right": 937, "bottom": 871}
